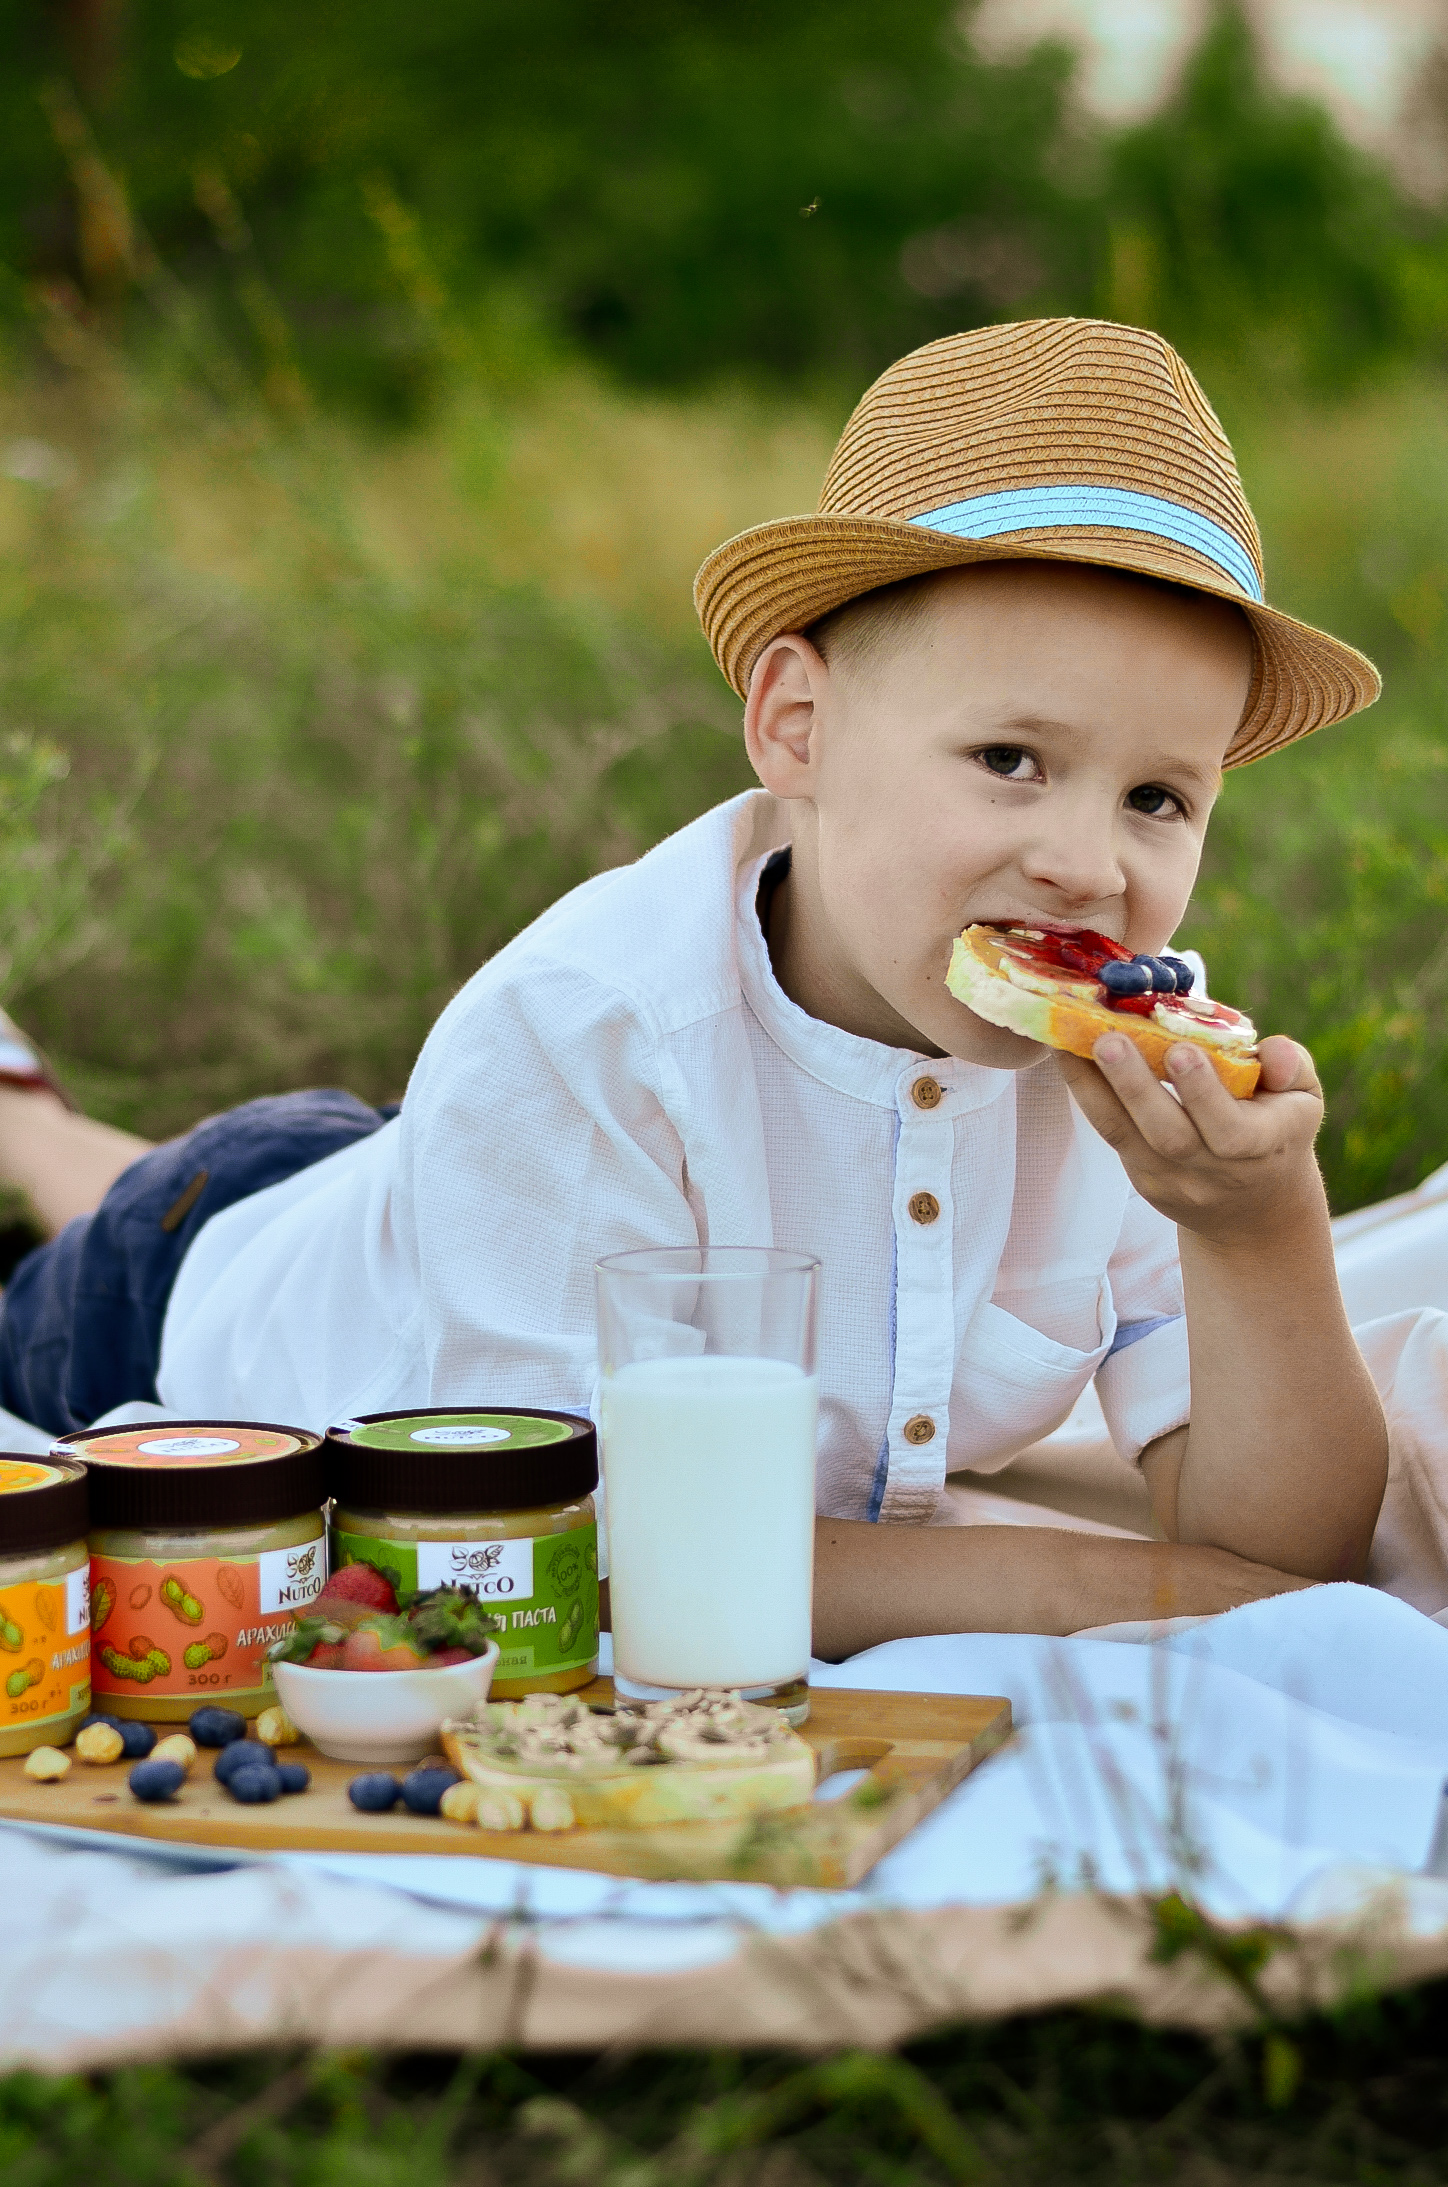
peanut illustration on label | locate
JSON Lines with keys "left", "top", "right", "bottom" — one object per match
{"left": 4, "top": 1657, "right": 43, "bottom": 1700}
{"left": 90, "top": 1577, "right": 116, "bottom": 1633}
{"left": 160, "top": 1574, "right": 204, "bottom": 1625}
{"left": 215, "top": 1567, "right": 245, "bottom": 1611}
{"left": 183, "top": 1632, "right": 229, "bottom": 1671}
{"left": 556, "top": 1596, "right": 584, "bottom": 1658}
{"left": 35, "top": 1587, "right": 58, "bottom": 1633}
{"left": 99, "top": 1642, "right": 173, "bottom": 1684}
{"left": 0, "top": 1604, "right": 21, "bottom": 1653}
{"left": 129, "top": 1583, "right": 151, "bottom": 1611}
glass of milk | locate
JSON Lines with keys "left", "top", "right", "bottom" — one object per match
{"left": 596, "top": 1246, "right": 820, "bottom": 1725}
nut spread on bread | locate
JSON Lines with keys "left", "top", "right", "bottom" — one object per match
{"left": 441, "top": 1689, "right": 817, "bottom": 1830}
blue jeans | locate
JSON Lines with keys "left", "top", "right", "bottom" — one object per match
{"left": 0, "top": 1090, "right": 397, "bottom": 1435}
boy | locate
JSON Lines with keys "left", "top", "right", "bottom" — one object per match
{"left": 0, "top": 319, "right": 1389, "bottom": 1652}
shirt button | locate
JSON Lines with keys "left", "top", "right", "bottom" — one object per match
{"left": 908, "top": 1192, "right": 940, "bottom": 1225}
{"left": 911, "top": 1076, "right": 943, "bottom": 1110}
{"left": 902, "top": 1414, "right": 936, "bottom": 1446}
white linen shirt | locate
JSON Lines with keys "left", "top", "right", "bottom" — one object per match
{"left": 159, "top": 791, "right": 1191, "bottom": 1519}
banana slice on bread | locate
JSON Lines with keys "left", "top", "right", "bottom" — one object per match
{"left": 946, "top": 925, "right": 1260, "bottom": 1098}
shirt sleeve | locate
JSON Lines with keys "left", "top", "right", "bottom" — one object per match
{"left": 396, "top": 953, "right": 695, "bottom": 1410}
{"left": 1095, "top": 1186, "right": 1190, "bottom": 1464}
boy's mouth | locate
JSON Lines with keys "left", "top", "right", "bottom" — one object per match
{"left": 977, "top": 916, "right": 1127, "bottom": 946}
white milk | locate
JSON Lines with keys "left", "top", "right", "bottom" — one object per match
{"left": 600, "top": 1354, "right": 818, "bottom": 1689}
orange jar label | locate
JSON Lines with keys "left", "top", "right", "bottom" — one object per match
{"left": 0, "top": 1565, "right": 92, "bottom": 1732}
{"left": 90, "top": 1534, "right": 326, "bottom": 1702}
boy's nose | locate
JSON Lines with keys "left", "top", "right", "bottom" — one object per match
{"left": 1018, "top": 812, "right": 1125, "bottom": 910}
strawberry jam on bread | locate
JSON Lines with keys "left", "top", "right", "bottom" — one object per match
{"left": 945, "top": 925, "right": 1260, "bottom": 1098}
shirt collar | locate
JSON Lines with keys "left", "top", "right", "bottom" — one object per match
{"left": 734, "top": 846, "right": 1014, "bottom": 1116}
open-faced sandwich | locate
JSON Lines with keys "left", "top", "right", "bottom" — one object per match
{"left": 440, "top": 1688, "right": 816, "bottom": 1832}
{"left": 945, "top": 924, "right": 1260, "bottom": 1098}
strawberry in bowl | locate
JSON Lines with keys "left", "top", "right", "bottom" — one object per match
{"left": 267, "top": 1578, "right": 502, "bottom": 1763}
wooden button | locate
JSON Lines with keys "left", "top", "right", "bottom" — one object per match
{"left": 902, "top": 1414, "right": 936, "bottom": 1446}
{"left": 908, "top": 1192, "right": 940, "bottom": 1225}
{"left": 911, "top": 1076, "right": 942, "bottom": 1110}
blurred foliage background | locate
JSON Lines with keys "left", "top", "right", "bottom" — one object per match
{"left": 1, "top": 0, "right": 1447, "bottom": 1207}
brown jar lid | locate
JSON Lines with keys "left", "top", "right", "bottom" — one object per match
{"left": 55, "top": 1421, "right": 326, "bottom": 1531}
{"left": 0, "top": 1455, "right": 88, "bottom": 1555}
{"left": 326, "top": 1408, "right": 597, "bottom": 1514}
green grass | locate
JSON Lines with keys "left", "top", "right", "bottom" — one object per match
{"left": 10, "top": 1981, "right": 1448, "bottom": 2184}
{"left": 0, "top": 338, "right": 759, "bottom": 1141}
{"left": 6, "top": 327, "right": 1448, "bottom": 1207}
{"left": 1183, "top": 369, "right": 1448, "bottom": 1209}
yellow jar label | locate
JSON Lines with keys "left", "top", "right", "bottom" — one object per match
{"left": 0, "top": 1565, "right": 91, "bottom": 1731}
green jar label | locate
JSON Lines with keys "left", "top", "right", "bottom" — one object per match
{"left": 332, "top": 1520, "right": 599, "bottom": 1680}
{"left": 342, "top": 1412, "right": 574, "bottom": 1453}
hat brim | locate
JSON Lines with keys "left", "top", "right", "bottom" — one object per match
{"left": 694, "top": 513, "right": 1380, "bottom": 767}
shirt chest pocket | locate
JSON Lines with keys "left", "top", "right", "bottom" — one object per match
{"left": 950, "top": 1289, "right": 1115, "bottom": 1472}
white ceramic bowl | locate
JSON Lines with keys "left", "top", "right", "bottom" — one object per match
{"left": 271, "top": 1642, "right": 500, "bottom": 1764}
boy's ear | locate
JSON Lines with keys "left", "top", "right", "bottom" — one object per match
{"left": 743, "top": 634, "right": 826, "bottom": 795}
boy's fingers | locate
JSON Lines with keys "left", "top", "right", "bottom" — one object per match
{"left": 1065, "top": 1036, "right": 1202, "bottom": 1158}
{"left": 1159, "top": 1042, "right": 1258, "bottom": 1155}
{"left": 1053, "top": 1049, "right": 1140, "bottom": 1151}
{"left": 1256, "top": 1033, "right": 1317, "bottom": 1097}
{"left": 1142, "top": 1034, "right": 1321, "bottom": 1159}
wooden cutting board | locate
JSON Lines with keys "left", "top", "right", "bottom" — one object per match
{"left": 0, "top": 1680, "right": 1011, "bottom": 1889}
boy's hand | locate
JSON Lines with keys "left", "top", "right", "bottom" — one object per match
{"left": 1055, "top": 1032, "right": 1324, "bottom": 1244}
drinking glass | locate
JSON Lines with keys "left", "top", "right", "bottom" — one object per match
{"left": 595, "top": 1246, "right": 820, "bottom": 1724}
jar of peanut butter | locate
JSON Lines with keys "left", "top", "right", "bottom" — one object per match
{"left": 325, "top": 1408, "right": 599, "bottom": 1697}
{"left": 57, "top": 1421, "right": 328, "bottom": 1721}
{"left": 0, "top": 1456, "right": 91, "bottom": 1756}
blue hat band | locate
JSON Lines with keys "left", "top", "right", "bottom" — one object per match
{"left": 908, "top": 485, "right": 1263, "bottom": 605}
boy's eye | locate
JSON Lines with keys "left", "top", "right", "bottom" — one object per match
{"left": 977, "top": 746, "right": 1040, "bottom": 781}
{"left": 1125, "top": 784, "right": 1181, "bottom": 818}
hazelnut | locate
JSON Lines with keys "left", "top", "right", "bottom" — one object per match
{"left": 23, "top": 1745, "right": 70, "bottom": 1782}
{"left": 439, "top": 1780, "right": 482, "bottom": 1826}
{"left": 475, "top": 1786, "right": 527, "bottom": 1832}
{"left": 255, "top": 1706, "right": 298, "bottom": 1748}
{"left": 76, "top": 1721, "right": 125, "bottom": 1765}
{"left": 528, "top": 1785, "right": 575, "bottom": 1833}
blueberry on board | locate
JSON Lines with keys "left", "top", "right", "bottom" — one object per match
{"left": 213, "top": 1740, "right": 272, "bottom": 1786}
{"left": 189, "top": 1705, "right": 247, "bottom": 1748}
{"left": 348, "top": 1772, "right": 403, "bottom": 1813}
{"left": 227, "top": 1764, "right": 283, "bottom": 1804}
{"left": 1162, "top": 955, "right": 1195, "bottom": 995}
{"left": 1099, "top": 960, "right": 1151, "bottom": 996}
{"left": 129, "top": 1758, "right": 185, "bottom": 1804}
{"left": 401, "top": 1766, "right": 460, "bottom": 1816}
{"left": 276, "top": 1763, "right": 311, "bottom": 1796}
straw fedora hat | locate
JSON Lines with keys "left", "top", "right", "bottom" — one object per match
{"left": 694, "top": 318, "right": 1378, "bottom": 766}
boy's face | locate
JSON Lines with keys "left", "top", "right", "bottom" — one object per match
{"left": 744, "top": 559, "right": 1255, "bottom": 1066}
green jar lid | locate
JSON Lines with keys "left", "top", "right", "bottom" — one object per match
{"left": 0, "top": 1455, "right": 88, "bottom": 1555}
{"left": 326, "top": 1408, "right": 597, "bottom": 1513}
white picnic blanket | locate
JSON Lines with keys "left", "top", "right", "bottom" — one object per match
{"left": 7, "top": 1584, "right": 1448, "bottom": 2065}
{"left": 11, "top": 1160, "right": 1448, "bottom": 2058}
